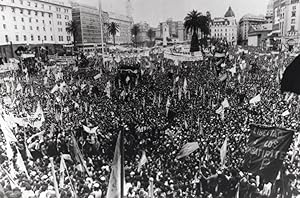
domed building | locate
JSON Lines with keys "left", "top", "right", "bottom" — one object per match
{"left": 210, "top": 6, "right": 238, "bottom": 45}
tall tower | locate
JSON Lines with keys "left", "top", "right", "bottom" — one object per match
{"left": 126, "top": 0, "right": 133, "bottom": 18}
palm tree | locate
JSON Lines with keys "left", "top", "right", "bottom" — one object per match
{"left": 131, "top": 24, "right": 140, "bottom": 47}
{"left": 147, "top": 28, "right": 155, "bottom": 41}
{"left": 184, "top": 10, "right": 210, "bottom": 53}
{"left": 107, "top": 22, "right": 120, "bottom": 46}
{"left": 66, "top": 20, "right": 78, "bottom": 48}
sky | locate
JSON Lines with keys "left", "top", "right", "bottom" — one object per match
{"left": 79, "top": 0, "right": 270, "bottom": 27}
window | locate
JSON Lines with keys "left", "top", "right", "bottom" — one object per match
{"left": 36, "top": 19, "right": 38, "bottom": 22}
{"left": 31, "top": 35, "right": 34, "bottom": 41}
{"left": 27, "top": 1, "right": 30, "bottom": 6}
{"left": 35, "top": 11, "right": 38, "bottom": 16}
{"left": 35, "top": 3, "right": 37, "bottom": 7}
{"left": 28, "top": 10, "right": 31, "bottom": 15}
{"left": 42, "top": 20, "right": 44, "bottom": 24}
{"left": 44, "top": 36, "right": 46, "bottom": 41}
{"left": 67, "top": 36, "right": 70, "bottom": 41}
{"left": 20, "top": 9, "right": 23, "bottom": 14}
{"left": 292, "top": 11, "right": 296, "bottom": 17}
{"left": 38, "top": 35, "right": 40, "bottom": 41}
{"left": 2, "top": 15, "right": 4, "bottom": 20}
{"left": 41, "top": 4, "right": 44, "bottom": 9}
{"left": 65, "top": 15, "right": 69, "bottom": 20}
{"left": 21, "top": 17, "right": 24, "bottom": 22}
{"left": 30, "top": 26, "right": 32, "bottom": 30}
{"left": 49, "top": 6, "right": 51, "bottom": 10}
{"left": 23, "top": 35, "right": 26, "bottom": 41}
{"left": 16, "top": 35, "right": 19, "bottom": 41}
{"left": 12, "top": 8, "right": 15, "bottom": 12}
{"left": 29, "top": 17, "right": 31, "bottom": 22}
{"left": 14, "top": 25, "right": 17, "bottom": 29}
{"left": 43, "top": 27, "right": 45, "bottom": 31}
{"left": 36, "top": 26, "right": 39, "bottom": 31}
{"left": 49, "top": 20, "right": 52, "bottom": 24}
{"left": 11, "top": 0, "right": 14, "bottom": 3}
{"left": 291, "top": 19, "right": 296, "bottom": 24}
{"left": 50, "top": 27, "right": 52, "bottom": 31}
{"left": 49, "top": 13, "right": 51, "bottom": 18}
{"left": 51, "top": 36, "right": 53, "bottom": 41}
{"left": 22, "top": 26, "right": 25, "bottom": 30}
{"left": 5, "top": 35, "right": 8, "bottom": 42}
{"left": 20, "top": 0, "right": 23, "bottom": 4}
{"left": 41, "top": 12, "right": 44, "bottom": 17}
{"left": 57, "top": 14, "right": 61, "bottom": 19}
{"left": 291, "top": 25, "right": 295, "bottom": 31}
{"left": 293, "top": 6, "right": 296, "bottom": 10}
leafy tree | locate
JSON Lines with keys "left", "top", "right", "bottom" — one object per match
{"left": 107, "top": 22, "right": 120, "bottom": 46}
{"left": 66, "top": 20, "right": 79, "bottom": 48}
{"left": 131, "top": 24, "right": 140, "bottom": 47}
{"left": 184, "top": 10, "right": 202, "bottom": 52}
{"left": 147, "top": 28, "right": 155, "bottom": 41}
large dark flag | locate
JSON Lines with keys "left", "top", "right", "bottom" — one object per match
{"left": 243, "top": 124, "right": 294, "bottom": 182}
{"left": 281, "top": 54, "right": 300, "bottom": 94}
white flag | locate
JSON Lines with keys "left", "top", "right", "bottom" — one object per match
{"left": 220, "top": 137, "right": 228, "bottom": 166}
{"left": 137, "top": 151, "right": 147, "bottom": 172}
{"left": 222, "top": 98, "right": 230, "bottom": 108}
{"left": 281, "top": 110, "right": 290, "bottom": 117}
{"left": 249, "top": 94, "right": 261, "bottom": 104}
{"left": 176, "top": 142, "right": 199, "bottom": 159}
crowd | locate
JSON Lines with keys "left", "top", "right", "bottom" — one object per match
{"left": 0, "top": 43, "right": 299, "bottom": 198}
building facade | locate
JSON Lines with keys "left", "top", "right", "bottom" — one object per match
{"left": 108, "top": 12, "right": 133, "bottom": 45}
{"left": 238, "top": 14, "right": 267, "bottom": 45}
{"left": 155, "top": 19, "right": 186, "bottom": 42}
{"left": 248, "top": 23, "right": 272, "bottom": 47}
{"left": 0, "top": 0, "right": 72, "bottom": 58}
{"left": 210, "top": 6, "right": 238, "bottom": 45}
{"left": 71, "top": 2, "right": 108, "bottom": 46}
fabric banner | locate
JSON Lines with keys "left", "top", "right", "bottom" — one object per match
{"left": 176, "top": 142, "right": 199, "bottom": 159}
{"left": 243, "top": 124, "right": 294, "bottom": 182}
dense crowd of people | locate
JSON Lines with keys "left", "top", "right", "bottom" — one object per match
{"left": 0, "top": 43, "right": 299, "bottom": 198}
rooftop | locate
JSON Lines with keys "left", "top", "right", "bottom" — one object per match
{"left": 224, "top": 6, "right": 235, "bottom": 17}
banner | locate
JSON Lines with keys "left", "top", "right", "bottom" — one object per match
{"left": 243, "top": 124, "right": 294, "bottom": 182}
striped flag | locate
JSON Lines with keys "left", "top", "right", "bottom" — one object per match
{"left": 176, "top": 142, "right": 199, "bottom": 159}
{"left": 137, "top": 151, "right": 147, "bottom": 172}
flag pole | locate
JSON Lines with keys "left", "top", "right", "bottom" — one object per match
{"left": 120, "top": 128, "right": 124, "bottom": 198}
{"left": 98, "top": 0, "right": 105, "bottom": 66}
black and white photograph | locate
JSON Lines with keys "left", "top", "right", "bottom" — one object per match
{"left": 0, "top": 0, "right": 299, "bottom": 197}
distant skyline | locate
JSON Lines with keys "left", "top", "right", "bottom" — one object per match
{"left": 79, "top": 0, "right": 271, "bottom": 27}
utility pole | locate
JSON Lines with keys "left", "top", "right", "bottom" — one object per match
{"left": 99, "top": 0, "right": 105, "bottom": 56}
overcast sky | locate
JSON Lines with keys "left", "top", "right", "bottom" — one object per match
{"left": 79, "top": 0, "right": 270, "bottom": 27}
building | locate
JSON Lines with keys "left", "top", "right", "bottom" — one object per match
{"left": 210, "top": 6, "right": 238, "bottom": 45}
{"left": 135, "top": 22, "right": 150, "bottom": 44}
{"left": 238, "top": 14, "right": 267, "bottom": 45}
{"left": 266, "top": 0, "right": 275, "bottom": 23}
{"left": 156, "top": 19, "right": 187, "bottom": 42}
{"left": 71, "top": 2, "right": 109, "bottom": 47}
{"left": 248, "top": 23, "right": 272, "bottom": 47}
{"left": 270, "top": 0, "right": 300, "bottom": 50}
{"left": 0, "top": 0, "right": 72, "bottom": 58}
{"left": 108, "top": 12, "right": 133, "bottom": 45}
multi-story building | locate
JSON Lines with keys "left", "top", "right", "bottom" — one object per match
{"left": 71, "top": 2, "right": 109, "bottom": 47}
{"left": 156, "top": 19, "right": 186, "bottom": 42}
{"left": 136, "top": 22, "right": 150, "bottom": 43}
{"left": 210, "top": 6, "right": 238, "bottom": 45}
{"left": 266, "top": 0, "right": 274, "bottom": 23}
{"left": 248, "top": 23, "right": 273, "bottom": 47}
{"left": 0, "top": 0, "right": 72, "bottom": 58}
{"left": 238, "top": 14, "right": 267, "bottom": 45}
{"left": 270, "top": 0, "right": 300, "bottom": 50}
{"left": 108, "top": 12, "right": 133, "bottom": 45}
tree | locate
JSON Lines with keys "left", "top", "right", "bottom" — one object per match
{"left": 66, "top": 20, "right": 79, "bottom": 48}
{"left": 184, "top": 10, "right": 202, "bottom": 52}
{"left": 131, "top": 24, "right": 140, "bottom": 47}
{"left": 147, "top": 28, "right": 155, "bottom": 41}
{"left": 107, "top": 22, "right": 120, "bottom": 46}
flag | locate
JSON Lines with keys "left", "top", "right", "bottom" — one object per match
{"left": 6, "top": 142, "right": 13, "bottom": 160}
{"left": 291, "top": 134, "right": 300, "bottom": 163}
{"left": 59, "top": 155, "right": 67, "bottom": 188}
{"left": 227, "top": 66, "right": 236, "bottom": 76}
{"left": 51, "top": 84, "right": 59, "bottom": 94}
{"left": 220, "top": 137, "right": 228, "bottom": 166}
{"left": 216, "top": 105, "right": 225, "bottom": 120}
{"left": 222, "top": 98, "right": 230, "bottom": 108}
{"left": 105, "top": 82, "right": 111, "bottom": 98}
{"left": 281, "top": 54, "right": 300, "bottom": 94}
{"left": 16, "top": 83, "right": 22, "bottom": 91}
{"left": 50, "top": 157, "right": 60, "bottom": 198}
{"left": 16, "top": 149, "right": 29, "bottom": 178}
{"left": 249, "top": 94, "right": 261, "bottom": 104}
{"left": 94, "top": 73, "right": 102, "bottom": 80}
{"left": 183, "top": 78, "right": 187, "bottom": 95}
{"left": 0, "top": 115, "right": 17, "bottom": 142}
{"left": 137, "top": 151, "right": 147, "bottom": 172}
{"left": 281, "top": 110, "right": 290, "bottom": 117}
{"left": 176, "top": 142, "right": 199, "bottom": 159}
{"left": 71, "top": 134, "right": 92, "bottom": 176}
{"left": 219, "top": 73, "right": 227, "bottom": 82}
{"left": 107, "top": 132, "right": 122, "bottom": 198}
{"left": 82, "top": 125, "right": 98, "bottom": 134}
